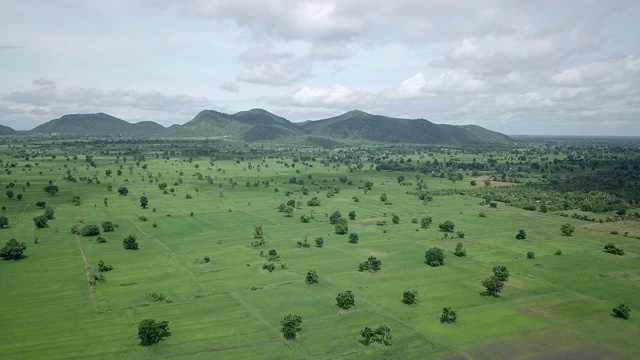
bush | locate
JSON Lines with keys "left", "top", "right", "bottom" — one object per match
{"left": 454, "top": 242, "right": 466, "bottom": 257}
{"left": 360, "top": 324, "right": 392, "bottom": 346}
{"left": 560, "top": 223, "right": 575, "bottom": 236}
{"left": 482, "top": 275, "right": 505, "bottom": 296}
{"left": 515, "top": 229, "right": 527, "bottom": 240}
{"left": 96, "top": 236, "right": 107, "bottom": 243}
{"left": 36, "top": 201, "right": 46, "bottom": 208}
{"left": 348, "top": 233, "right": 359, "bottom": 244}
{"left": 420, "top": 216, "right": 433, "bottom": 229}
{"left": 281, "top": 314, "right": 303, "bottom": 339}
{"left": 314, "top": 237, "right": 324, "bottom": 247}
{"left": 98, "top": 260, "right": 113, "bottom": 272}
{"left": 44, "top": 208, "right": 55, "bottom": 219}
{"left": 123, "top": 234, "right": 139, "bottom": 250}
{"left": 305, "top": 269, "right": 318, "bottom": 285}
{"left": 402, "top": 289, "right": 418, "bottom": 305}
{"left": 358, "top": 256, "right": 381, "bottom": 272}
{"left": 0, "top": 238, "right": 27, "bottom": 260}
{"left": 33, "top": 215, "right": 48, "bottom": 228}
{"left": 138, "top": 319, "right": 171, "bottom": 346}
{"left": 440, "top": 307, "right": 457, "bottom": 324}
{"left": 101, "top": 221, "right": 114, "bottom": 232}
{"left": 425, "top": 247, "right": 445, "bottom": 267}
{"left": 81, "top": 225, "right": 100, "bottom": 236}
{"left": 439, "top": 220, "right": 455, "bottom": 232}
{"left": 336, "top": 290, "right": 355, "bottom": 309}
{"left": 526, "top": 251, "right": 535, "bottom": 259}
{"left": 492, "top": 265, "right": 509, "bottom": 281}
{"left": 604, "top": 243, "right": 624, "bottom": 255}
{"left": 554, "top": 249, "right": 562, "bottom": 255}
{"left": 612, "top": 304, "right": 631, "bottom": 319}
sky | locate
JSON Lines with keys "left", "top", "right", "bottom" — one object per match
{"left": 1, "top": 0, "right": 639, "bottom": 135}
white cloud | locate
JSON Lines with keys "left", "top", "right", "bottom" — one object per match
{"left": 271, "top": 84, "right": 373, "bottom": 108}
{"left": 220, "top": 81, "right": 239, "bottom": 92}
{"left": 33, "top": 78, "right": 56, "bottom": 86}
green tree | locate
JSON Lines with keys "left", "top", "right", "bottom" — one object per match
{"left": 0, "top": 215, "right": 9, "bottom": 229}
{"left": 515, "top": 229, "right": 527, "bottom": 240}
{"left": 492, "top": 265, "right": 509, "bottom": 281}
{"left": 526, "top": 251, "right": 535, "bottom": 259}
{"left": 391, "top": 214, "right": 400, "bottom": 224}
{"left": 117, "top": 187, "right": 129, "bottom": 196}
{"left": 348, "top": 232, "right": 359, "bottom": 244}
{"left": 440, "top": 307, "right": 458, "bottom": 324}
{"left": 0, "top": 238, "right": 27, "bottom": 260}
{"left": 36, "top": 201, "right": 46, "bottom": 208}
{"left": 335, "top": 222, "right": 348, "bottom": 235}
{"left": 123, "top": 234, "right": 139, "bottom": 250}
{"left": 380, "top": 193, "right": 387, "bottom": 202}
{"left": 140, "top": 196, "right": 149, "bottom": 209}
{"left": 329, "top": 211, "right": 342, "bottom": 224}
{"left": 33, "top": 215, "right": 48, "bottom": 228}
{"left": 402, "top": 289, "right": 418, "bottom": 305}
{"left": 612, "top": 304, "right": 631, "bottom": 319}
{"left": 348, "top": 211, "right": 356, "bottom": 220}
{"left": 361, "top": 324, "right": 392, "bottom": 346}
{"left": 305, "top": 269, "right": 318, "bottom": 285}
{"left": 420, "top": 216, "right": 433, "bottom": 229}
{"left": 44, "top": 208, "right": 55, "bottom": 220}
{"left": 358, "top": 256, "right": 382, "bottom": 272}
{"left": 101, "top": 221, "right": 114, "bottom": 232}
{"left": 253, "top": 224, "right": 264, "bottom": 239}
{"left": 482, "top": 275, "right": 505, "bottom": 296}
{"left": 43, "top": 184, "right": 59, "bottom": 196}
{"left": 560, "top": 223, "right": 575, "bottom": 236}
{"left": 137, "top": 319, "right": 171, "bottom": 346}
{"left": 454, "top": 242, "right": 466, "bottom": 257}
{"left": 314, "top": 237, "right": 324, "bottom": 247}
{"left": 425, "top": 247, "right": 445, "bottom": 267}
{"left": 336, "top": 290, "right": 355, "bottom": 310}
{"left": 280, "top": 314, "right": 302, "bottom": 339}
{"left": 6, "top": 190, "right": 14, "bottom": 199}
{"left": 439, "top": 220, "right": 455, "bottom": 232}
{"left": 604, "top": 243, "right": 624, "bottom": 255}
{"left": 81, "top": 225, "right": 100, "bottom": 236}
{"left": 16, "top": 194, "right": 23, "bottom": 200}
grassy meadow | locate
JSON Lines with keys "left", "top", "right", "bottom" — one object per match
{"left": 1, "top": 143, "right": 639, "bottom": 359}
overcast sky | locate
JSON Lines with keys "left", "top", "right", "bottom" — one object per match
{"left": 1, "top": 0, "right": 639, "bottom": 135}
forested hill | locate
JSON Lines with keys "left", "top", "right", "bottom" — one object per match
{"left": 0, "top": 123, "right": 16, "bottom": 135}
{"left": 30, "top": 113, "right": 166, "bottom": 135}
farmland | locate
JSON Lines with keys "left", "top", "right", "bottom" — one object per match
{"left": 1, "top": 138, "right": 640, "bottom": 359}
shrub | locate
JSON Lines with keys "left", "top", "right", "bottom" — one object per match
{"left": 96, "top": 236, "right": 107, "bottom": 243}
{"left": 515, "top": 229, "right": 527, "bottom": 240}
{"left": 81, "top": 225, "right": 100, "bottom": 236}
{"left": 402, "top": 289, "right": 418, "bottom": 305}
{"left": 439, "top": 220, "right": 455, "bottom": 232}
{"left": 358, "top": 256, "right": 381, "bottom": 272}
{"left": 526, "top": 251, "right": 535, "bottom": 259}
{"left": 0, "top": 238, "right": 27, "bottom": 260}
{"left": 440, "top": 307, "right": 457, "bottom": 324}
{"left": 425, "top": 247, "right": 445, "bottom": 267}
{"left": 348, "top": 233, "right": 359, "bottom": 244}
{"left": 560, "top": 223, "right": 575, "bottom": 236}
{"left": 305, "top": 269, "right": 319, "bottom": 285}
{"left": 336, "top": 290, "right": 355, "bottom": 310}
{"left": 604, "top": 243, "right": 624, "bottom": 255}
{"left": 123, "top": 234, "right": 139, "bottom": 250}
{"left": 612, "top": 304, "right": 631, "bottom": 319}
{"left": 454, "top": 242, "right": 466, "bottom": 257}
{"left": 101, "top": 221, "right": 114, "bottom": 232}
{"left": 314, "top": 237, "right": 324, "bottom": 248}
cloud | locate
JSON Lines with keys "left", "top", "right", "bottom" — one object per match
{"left": 33, "top": 78, "right": 56, "bottom": 86}
{"left": 220, "top": 81, "right": 239, "bottom": 92}
{"left": 236, "top": 46, "right": 311, "bottom": 86}
{"left": 0, "top": 45, "right": 21, "bottom": 50}
{"left": 3, "top": 85, "right": 209, "bottom": 114}
{"left": 270, "top": 84, "right": 373, "bottom": 108}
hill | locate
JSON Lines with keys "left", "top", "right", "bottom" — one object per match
{"left": 31, "top": 113, "right": 166, "bottom": 135}
{"left": 0, "top": 123, "right": 16, "bottom": 135}
{"left": 300, "top": 110, "right": 512, "bottom": 144}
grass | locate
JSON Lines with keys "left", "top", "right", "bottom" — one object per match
{"left": 0, "top": 145, "right": 639, "bottom": 359}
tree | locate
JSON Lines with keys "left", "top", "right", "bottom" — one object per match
{"left": 44, "top": 208, "right": 55, "bottom": 219}
{"left": 361, "top": 325, "right": 392, "bottom": 346}
{"left": 348, "top": 211, "right": 356, "bottom": 220}
{"left": 604, "top": 243, "right": 624, "bottom": 255}
{"left": 137, "top": 319, "right": 171, "bottom": 346}
{"left": 123, "top": 234, "right": 139, "bottom": 250}
{"left": 380, "top": 193, "right": 387, "bottom": 202}
{"left": 43, "top": 184, "right": 59, "bottom": 196}
{"left": 98, "top": 259, "right": 113, "bottom": 272}
{"left": 612, "top": 304, "right": 631, "bottom": 319}
{"left": 117, "top": 187, "right": 129, "bottom": 196}
{"left": 358, "top": 256, "right": 382, "bottom": 272}
{"left": 305, "top": 269, "right": 318, "bottom": 285}
{"left": 482, "top": 275, "right": 505, "bottom": 296}
{"left": 421, "top": 216, "right": 433, "bottom": 229}
{"left": 253, "top": 224, "right": 264, "bottom": 239}
{"left": 280, "top": 314, "right": 302, "bottom": 339}
{"left": 16, "top": 194, "right": 23, "bottom": 200}
{"left": 0, "top": 238, "right": 27, "bottom": 260}
{"left": 402, "top": 289, "right": 418, "bottom": 305}
{"left": 336, "top": 290, "right": 355, "bottom": 309}
{"left": 335, "top": 222, "right": 348, "bottom": 235}
{"left": 283, "top": 205, "right": 294, "bottom": 217}
{"left": 560, "top": 223, "right": 575, "bottom": 236}
{"left": 6, "top": 190, "right": 14, "bottom": 199}
{"left": 329, "top": 211, "right": 342, "bottom": 224}
{"left": 425, "top": 247, "right": 445, "bottom": 267}
{"left": 526, "top": 251, "right": 535, "bottom": 259}
{"left": 440, "top": 307, "right": 458, "bottom": 324}
{"left": 36, "top": 201, "right": 46, "bottom": 208}
{"left": 140, "top": 196, "right": 149, "bottom": 209}
{"left": 348, "top": 233, "right": 359, "bottom": 244}
{"left": 314, "top": 237, "right": 324, "bottom": 247}
{"left": 102, "top": 221, "right": 114, "bottom": 232}
{"left": 492, "top": 265, "right": 509, "bottom": 282}
{"left": 454, "top": 242, "right": 466, "bottom": 257}
{"left": 391, "top": 214, "right": 400, "bottom": 224}
{"left": 0, "top": 216, "right": 8, "bottom": 229}
{"left": 515, "top": 229, "right": 527, "bottom": 240}
{"left": 300, "top": 214, "right": 311, "bottom": 223}
{"left": 81, "top": 225, "right": 100, "bottom": 236}
{"left": 33, "top": 215, "right": 48, "bottom": 228}
{"left": 439, "top": 220, "right": 455, "bottom": 232}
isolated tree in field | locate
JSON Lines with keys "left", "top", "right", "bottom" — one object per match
{"left": 253, "top": 224, "right": 264, "bottom": 239}
{"left": 314, "top": 237, "right": 324, "bottom": 247}
{"left": 358, "top": 256, "right": 382, "bottom": 272}
{"left": 0, "top": 216, "right": 8, "bottom": 229}
{"left": 81, "top": 225, "right": 100, "bottom": 236}
{"left": 604, "top": 243, "right": 624, "bottom": 255}
{"left": 117, "top": 186, "right": 128, "bottom": 196}
{"left": 425, "top": 247, "right": 445, "bottom": 267}
{"left": 33, "top": 215, "right": 48, "bottom": 228}
{"left": 16, "top": 194, "right": 23, "bottom": 200}
{"left": 300, "top": 214, "right": 311, "bottom": 223}
{"left": 43, "top": 184, "right": 59, "bottom": 196}
{"left": 439, "top": 220, "right": 455, "bottom": 232}
{"left": 281, "top": 314, "right": 302, "bottom": 339}
{"left": 492, "top": 265, "right": 509, "bottom": 282}
{"left": 560, "top": 223, "right": 575, "bottom": 236}
{"left": 283, "top": 205, "right": 294, "bottom": 217}
{"left": 98, "top": 259, "right": 113, "bottom": 272}
{"left": 348, "top": 211, "right": 356, "bottom": 220}
{"left": 402, "top": 289, "right": 418, "bottom": 304}
{"left": 454, "top": 242, "right": 466, "bottom": 257}
{"left": 0, "top": 238, "right": 27, "bottom": 260}
{"left": 421, "top": 216, "right": 433, "bottom": 229}
{"left": 36, "top": 201, "right": 46, "bottom": 208}
{"left": 336, "top": 290, "right": 355, "bottom": 310}
{"left": 526, "top": 251, "right": 535, "bottom": 259}
{"left": 329, "top": 211, "right": 342, "bottom": 224}
{"left": 101, "top": 221, "right": 114, "bottom": 232}
{"left": 361, "top": 324, "right": 392, "bottom": 346}
{"left": 348, "top": 232, "right": 359, "bottom": 244}
{"left": 140, "top": 196, "right": 149, "bottom": 209}
{"left": 6, "top": 190, "right": 14, "bottom": 199}
{"left": 335, "top": 222, "right": 348, "bottom": 235}
{"left": 612, "top": 304, "right": 631, "bottom": 319}
{"left": 391, "top": 214, "right": 400, "bottom": 224}
{"left": 123, "top": 234, "right": 139, "bottom": 250}
{"left": 138, "top": 319, "right": 171, "bottom": 346}
{"left": 105, "top": 169, "right": 112, "bottom": 177}
{"left": 515, "top": 229, "right": 527, "bottom": 240}
{"left": 482, "top": 275, "right": 505, "bottom": 296}
{"left": 44, "top": 208, "right": 55, "bottom": 220}
{"left": 305, "top": 269, "right": 319, "bottom": 285}
{"left": 440, "top": 307, "right": 458, "bottom": 324}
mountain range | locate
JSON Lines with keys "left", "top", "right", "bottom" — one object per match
{"left": 2, "top": 109, "right": 513, "bottom": 145}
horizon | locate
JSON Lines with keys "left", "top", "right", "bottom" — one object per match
{"left": 1, "top": 1, "right": 639, "bottom": 136}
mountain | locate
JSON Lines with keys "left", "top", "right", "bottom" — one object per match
{"left": 31, "top": 113, "right": 166, "bottom": 135}
{"left": 299, "top": 110, "right": 512, "bottom": 144}
{"left": 167, "top": 109, "right": 298, "bottom": 141}
{"left": 0, "top": 124, "right": 16, "bottom": 135}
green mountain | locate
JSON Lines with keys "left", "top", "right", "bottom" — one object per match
{"left": 299, "top": 110, "right": 512, "bottom": 144}
{"left": 0, "top": 124, "right": 16, "bottom": 135}
{"left": 31, "top": 113, "right": 166, "bottom": 135}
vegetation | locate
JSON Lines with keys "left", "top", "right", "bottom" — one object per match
{"left": 440, "top": 307, "right": 458, "bottom": 324}
{"left": 402, "top": 289, "right": 418, "bottom": 305}
{"left": 358, "top": 256, "right": 382, "bottom": 272}
{"left": 0, "top": 239, "right": 27, "bottom": 260}
{"left": 360, "top": 324, "right": 392, "bottom": 346}
{"left": 482, "top": 276, "right": 505, "bottom": 297}
{"left": 560, "top": 223, "right": 575, "bottom": 236}
{"left": 137, "top": 319, "right": 171, "bottom": 346}
{"left": 280, "top": 314, "right": 303, "bottom": 339}
{"left": 336, "top": 290, "right": 355, "bottom": 310}
{"left": 123, "top": 234, "right": 139, "bottom": 250}
{"left": 612, "top": 304, "right": 631, "bottom": 320}
{"left": 425, "top": 247, "right": 445, "bottom": 267}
